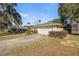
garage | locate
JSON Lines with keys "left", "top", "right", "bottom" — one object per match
{"left": 33, "top": 22, "right": 63, "bottom": 35}
{"left": 37, "top": 28, "right": 52, "bottom": 35}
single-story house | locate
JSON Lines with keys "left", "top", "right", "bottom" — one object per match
{"left": 33, "top": 22, "right": 64, "bottom": 35}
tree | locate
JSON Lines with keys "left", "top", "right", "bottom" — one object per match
{"left": 58, "top": 3, "right": 79, "bottom": 25}
{"left": 27, "top": 22, "right": 30, "bottom": 25}
{"left": 51, "top": 19, "right": 61, "bottom": 23}
{"left": 58, "top": 3, "right": 79, "bottom": 33}
{"left": 38, "top": 19, "right": 41, "bottom": 24}
{"left": 0, "top": 3, "right": 22, "bottom": 29}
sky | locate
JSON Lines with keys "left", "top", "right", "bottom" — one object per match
{"left": 16, "top": 3, "right": 59, "bottom": 25}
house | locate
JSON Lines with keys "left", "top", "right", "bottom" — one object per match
{"left": 33, "top": 22, "right": 64, "bottom": 35}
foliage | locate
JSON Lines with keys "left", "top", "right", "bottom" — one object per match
{"left": 49, "top": 31, "right": 68, "bottom": 39}
{"left": 27, "top": 22, "right": 30, "bottom": 25}
{"left": 58, "top": 3, "right": 79, "bottom": 33}
{"left": 8, "top": 27, "right": 26, "bottom": 34}
{"left": 0, "top": 29, "right": 5, "bottom": 32}
{"left": 0, "top": 3, "right": 22, "bottom": 29}
{"left": 26, "top": 29, "right": 33, "bottom": 35}
{"left": 51, "top": 19, "right": 61, "bottom": 23}
{"left": 58, "top": 3, "right": 79, "bottom": 24}
{"left": 0, "top": 30, "right": 25, "bottom": 36}
{"left": 32, "top": 30, "right": 37, "bottom": 34}
{"left": 38, "top": 19, "right": 41, "bottom": 24}
{"left": 64, "top": 24, "right": 72, "bottom": 34}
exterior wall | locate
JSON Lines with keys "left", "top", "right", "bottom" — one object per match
{"left": 52, "top": 27, "right": 63, "bottom": 32}
{"left": 37, "top": 28, "right": 52, "bottom": 35}
{"left": 37, "top": 27, "right": 63, "bottom": 35}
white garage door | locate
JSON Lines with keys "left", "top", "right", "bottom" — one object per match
{"left": 37, "top": 28, "right": 52, "bottom": 35}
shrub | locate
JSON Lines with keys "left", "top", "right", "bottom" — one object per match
{"left": 0, "top": 29, "right": 5, "bottom": 32}
{"left": 8, "top": 28, "right": 26, "bottom": 34}
{"left": 49, "top": 30, "right": 68, "bottom": 39}
{"left": 26, "top": 29, "right": 33, "bottom": 35}
{"left": 32, "top": 30, "right": 37, "bottom": 34}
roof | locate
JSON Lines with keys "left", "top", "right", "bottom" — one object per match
{"left": 19, "top": 22, "right": 63, "bottom": 29}
{"left": 19, "top": 26, "right": 28, "bottom": 29}
{"left": 33, "top": 22, "right": 63, "bottom": 28}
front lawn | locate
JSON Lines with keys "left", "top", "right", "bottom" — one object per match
{"left": 0, "top": 33, "right": 26, "bottom": 40}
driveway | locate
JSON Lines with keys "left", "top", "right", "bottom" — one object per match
{"left": 0, "top": 34, "right": 44, "bottom": 55}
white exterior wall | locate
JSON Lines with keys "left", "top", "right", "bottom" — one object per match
{"left": 37, "top": 28, "right": 52, "bottom": 35}
{"left": 37, "top": 27, "right": 63, "bottom": 35}
{"left": 52, "top": 27, "right": 63, "bottom": 32}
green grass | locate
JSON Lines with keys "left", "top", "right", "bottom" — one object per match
{"left": 0, "top": 31, "right": 26, "bottom": 41}
{"left": 0, "top": 32, "right": 25, "bottom": 36}
{"left": 0, "top": 33, "right": 26, "bottom": 40}
{"left": 0, "top": 29, "right": 5, "bottom": 33}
